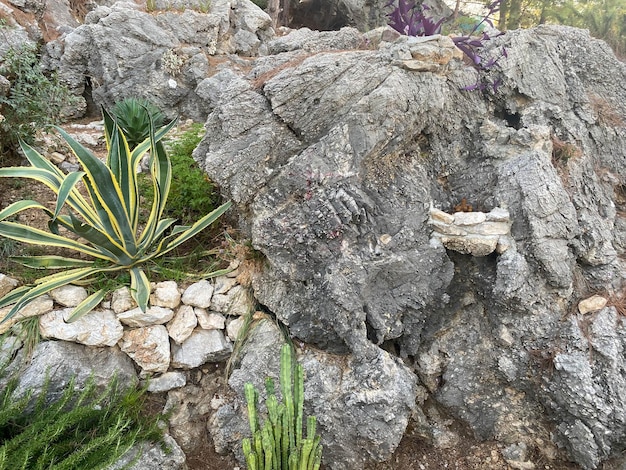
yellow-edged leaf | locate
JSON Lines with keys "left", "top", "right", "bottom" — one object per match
{"left": 66, "top": 289, "right": 106, "bottom": 322}
{"left": 130, "top": 267, "right": 150, "bottom": 312}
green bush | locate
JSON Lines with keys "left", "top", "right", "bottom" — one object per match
{"left": 163, "top": 123, "right": 219, "bottom": 226}
{"left": 242, "top": 344, "right": 322, "bottom": 470}
{"left": 0, "top": 43, "right": 76, "bottom": 158}
{"left": 0, "top": 374, "right": 164, "bottom": 469}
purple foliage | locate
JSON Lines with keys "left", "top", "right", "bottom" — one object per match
{"left": 387, "top": 0, "right": 508, "bottom": 92}
{"left": 386, "top": 0, "right": 445, "bottom": 37}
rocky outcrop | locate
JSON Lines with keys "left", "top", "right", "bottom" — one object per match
{"left": 47, "top": 0, "right": 274, "bottom": 119}
{"left": 195, "top": 25, "right": 626, "bottom": 469}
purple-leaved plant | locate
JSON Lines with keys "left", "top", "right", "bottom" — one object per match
{"left": 387, "top": 0, "right": 508, "bottom": 92}
{"left": 386, "top": 0, "right": 445, "bottom": 37}
{"left": 451, "top": 0, "right": 507, "bottom": 91}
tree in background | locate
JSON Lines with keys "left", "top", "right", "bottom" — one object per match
{"left": 467, "top": 0, "right": 625, "bottom": 57}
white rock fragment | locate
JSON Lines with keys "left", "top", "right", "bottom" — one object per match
{"left": 181, "top": 280, "right": 214, "bottom": 308}
{"left": 486, "top": 207, "right": 510, "bottom": 222}
{"left": 226, "top": 316, "right": 246, "bottom": 342}
{"left": 146, "top": 371, "right": 186, "bottom": 393}
{"left": 50, "top": 285, "right": 88, "bottom": 307}
{"left": 440, "top": 235, "right": 499, "bottom": 257}
{"left": 0, "top": 295, "right": 54, "bottom": 334}
{"left": 170, "top": 329, "right": 232, "bottom": 369}
{"left": 150, "top": 281, "right": 181, "bottom": 309}
{"left": 111, "top": 287, "right": 137, "bottom": 313}
{"left": 471, "top": 221, "right": 511, "bottom": 236}
{"left": 0, "top": 273, "right": 19, "bottom": 298}
{"left": 210, "top": 285, "right": 250, "bottom": 316}
{"left": 453, "top": 211, "right": 486, "bottom": 225}
{"left": 213, "top": 276, "right": 238, "bottom": 295}
{"left": 167, "top": 305, "right": 197, "bottom": 344}
{"left": 119, "top": 325, "right": 171, "bottom": 373}
{"left": 39, "top": 308, "right": 124, "bottom": 346}
{"left": 429, "top": 207, "right": 455, "bottom": 224}
{"left": 117, "top": 305, "right": 174, "bottom": 327}
{"left": 578, "top": 295, "right": 608, "bottom": 315}
{"left": 195, "top": 309, "right": 226, "bottom": 330}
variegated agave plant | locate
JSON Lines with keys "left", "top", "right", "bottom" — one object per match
{"left": 0, "top": 108, "right": 231, "bottom": 323}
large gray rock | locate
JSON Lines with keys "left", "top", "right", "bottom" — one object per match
{"left": 13, "top": 340, "right": 137, "bottom": 404}
{"left": 212, "top": 320, "right": 418, "bottom": 468}
{"left": 108, "top": 434, "right": 187, "bottom": 470}
{"left": 51, "top": 0, "right": 273, "bottom": 120}
{"left": 196, "top": 25, "right": 626, "bottom": 469}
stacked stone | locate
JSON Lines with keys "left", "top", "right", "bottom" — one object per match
{"left": 0, "top": 269, "right": 255, "bottom": 392}
{"left": 429, "top": 206, "right": 513, "bottom": 256}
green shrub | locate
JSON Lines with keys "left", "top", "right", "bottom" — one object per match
{"left": 110, "top": 98, "right": 166, "bottom": 150}
{"left": 0, "top": 43, "right": 76, "bottom": 158}
{"left": 0, "top": 107, "right": 231, "bottom": 324}
{"left": 242, "top": 344, "right": 322, "bottom": 470}
{"left": 0, "top": 374, "right": 164, "bottom": 469}
{"left": 163, "top": 123, "right": 219, "bottom": 225}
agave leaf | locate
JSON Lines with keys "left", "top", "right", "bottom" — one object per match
{"left": 66, "top": 211, "right": 131, "bottom": 264}
{"left": 19, "top": 140, "right": 65, "bottom": 177}
{"left": 9, "top": 255, "right": 94, "bottom": 269}
{"left": 0, "top": 166, "right": 63, "bottom": 193}
{"left": 66, "top": 289, "right": 106, "bottom": 322}
{"left": 0, "top": 221, "right": 114, "bottom": 259}
{"left": 0, "top": 200, "right": 50, "bottom": 221}
{"left": 55, "top": 126, "right": 136, "bottom": 254}
{"left": 54, "top": 171, "right": 85, "bottom": 220}
{"left": 1, "top": 266, "right": 103, "bottom": 323}
{"left": 153, "top": 201, "right": 232, "bottom": 258}
{"left": 129, "top": 267, "right": 150, "bottom": 312}
{"left": 0, "top": 285, "right": 32, "bottom": 309}
{"left": 137, "top": 131, "right": 172, "bottom": 248}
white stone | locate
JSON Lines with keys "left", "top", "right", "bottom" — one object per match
{"left": 146, "top": 371, "right": 186, "bottom": 392}
{"left": 195, "top": 309, "right": 226, "bottom": 330}
{"left": 213, "top": 276, "right": 238, "bottom": 295}
{"left": 50, "top": 285, "right": 88, "bottom": 307}
{"left": 118, "top": 325, "right": 171, "bottom": 373}
{"left": 486, "top": 207, "right": 510, "bottom": 222}
{"left": 181, "top": 280, "right": 214, "bottom": 308}
{"left": 210, "top": 285, "right": 250, "bottom": 316}
{"left": 429, "top": 220, "right": 467, "bottom": 236}
{"left": 226, "top": 316, "right": 246, "bottom": 342}
{"left": 170, "top": 329, "right": 232, "bottom": 369}
{"left": 469, "top": 221, "right": 511, "bottom": 236}
{"left": 39, "top": 308, "right": 124, "bottom": 346}
{"left": 111, "top": 287, "right": 137, "bottom": 313}
{"left": 117, "top": 305, "right": 174, "bottom": 327}
{"left": 167, "top": 305, "right": 197, "bottom": 344}
{"left": 0, "top": 273, "right": 19, "bottom": 298}
{"left": 226, "top": 259, "right": 241, "bottom": 277}
{"left": 578, "top": 295, "right": 608, "bottom": 315}
{"left": 440, "top": 234, "right": 498, "bottom": 257}
{"left": 429, "top": 207, "right": 455, "bottom": 224}
{"left": 453, "top": 211, "right": 487, "bottom": 225}
{"left": 150, "top": 281, "right": 181, "bottom": 309}
{"left": 496, "top": 235, "right": 515, "bottom": 254}
{"left": 0, "top": 295, "right": 54, "bottom": 334}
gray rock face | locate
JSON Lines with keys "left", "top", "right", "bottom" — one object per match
{"left": 13, "top": 340, "right": 137, "bottom": 404}
{"left": 51, "top": 0, "right": 273, "bottom": 120}
{"left": 196, "top": 26, "right": 626, "bottom": 468}
{"left": 213, "top": 320, "right": 417, "bottom": 468}
{"left": 107, "top": 433, "right": 187, "bottom": 470}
